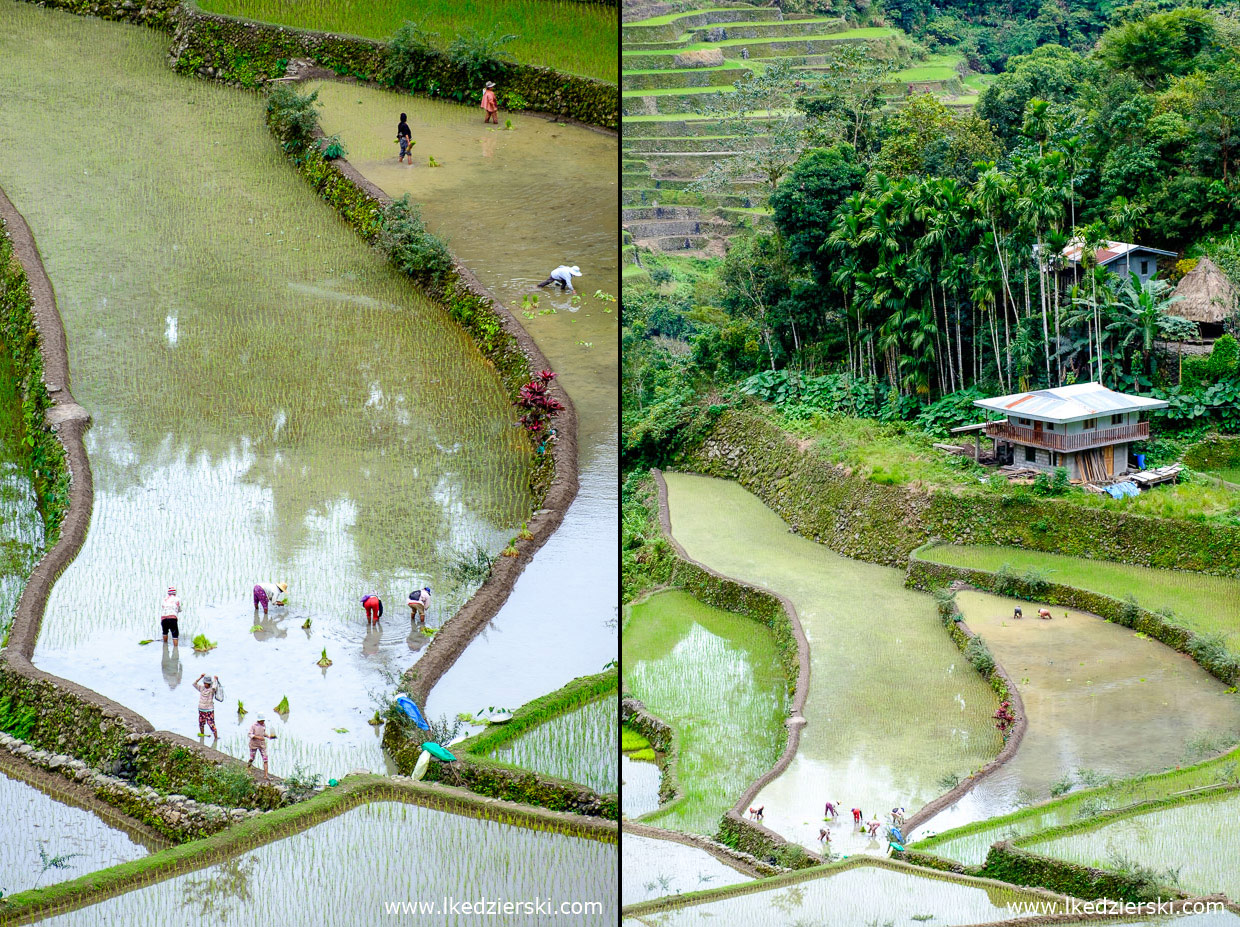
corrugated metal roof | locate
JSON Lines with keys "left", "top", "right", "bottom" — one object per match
{"left": 1061, "top": 239, "right": 1176, "bottom": 265}
{"left": 973, "top": 382, "right": 1168, "bottom": 423}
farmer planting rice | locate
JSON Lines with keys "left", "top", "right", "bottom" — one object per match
{"left": 160, "top": 585, "right": 182, "bottom": 647}
{"left": 193, "top": 673, "right": 221, "bottom": 738}
{"left": 396, "top": 112, "right": 412, "bottom": 164}
{"left": 247, "top": 716, "right": 277, "bottom": 779}
{"left": 408, "top": 585, "right": 431, "bottom": 626}
{"left": 361, "top": 592, "right": 383, "bottom": 625}
{"left": 253, "top": 581, "right": 289, "bottom": 615}
{"left": 481, "top": 81, "right": 499, "bottom": 124}
{"left": 537, "top": 264, "right": 582, "bottom": 292}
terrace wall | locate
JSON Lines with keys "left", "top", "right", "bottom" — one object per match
{"left": 680, "top": 408, "right": 1240, "bottom": 575}
{"left": 17, "top": 0, "right": 181, "bottom": 31}
{"left": 168, "top": 0, "right": 618, "bottom": 129}
{"left": 905, "top": 550, "right": 1240, "bottom": 685}
{"left": 620, "top": 696, "right": 677, "bottom": 805}
{"left": 978, "top": 840, "right": 1184, "bottom": 904}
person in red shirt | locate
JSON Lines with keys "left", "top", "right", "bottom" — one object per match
{"left": 480, "top": 81, "right": 499, "bottom": 124}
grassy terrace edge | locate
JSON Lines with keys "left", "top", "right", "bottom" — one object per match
{"left": 13, "top": 0, "right": 617, "bottom": 127}
{"left": 0, "top": 773, "right": 617, "bottom": 925}
{"left": 383, "top": 669, "right": 620, "bottom": 819}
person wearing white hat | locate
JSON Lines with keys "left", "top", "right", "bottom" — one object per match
{"left": 161, "top": 586, "right": 182, "bottom": 647}
{"left": 247, "top": 716, "right": 277, "bottom": 779}
{"left": 481, "top": 81, "right": 499, "bottom": 124}
{"left": 537, "top": 265, "right": 582, "bottom": 292}
{"left": 253, "top": 581, "right": 289, "bottom": 616}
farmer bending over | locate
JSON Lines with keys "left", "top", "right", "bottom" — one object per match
{"left": 537, "top": 265, "right": 582, "bottom": 292}
{"left": 408, "top": 586, "right": 431, "bottom": 626}
{"left": 253, "top": 581, "right": 288, "bottom": 616}
{"left": 362, "top": 592, "right": 383, "bottom": 625}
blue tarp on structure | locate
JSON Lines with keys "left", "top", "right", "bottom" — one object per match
{"left": 1105, "top": 481, "right": 1140, "bottom": 499}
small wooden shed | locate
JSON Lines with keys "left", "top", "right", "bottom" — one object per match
{"left": 1169, "top": 257, "right": 1238, "bottom": 341}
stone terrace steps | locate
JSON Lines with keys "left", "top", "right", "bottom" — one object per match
{"left": 622, "top": 6, "right": 788, "bottom": 43}
{"left": 624, "top": 66, "right": 752, "bottom": 91}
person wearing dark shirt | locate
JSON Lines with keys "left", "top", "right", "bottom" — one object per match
{"left": 397, "top": 113, "right": 413, "bottom": 164}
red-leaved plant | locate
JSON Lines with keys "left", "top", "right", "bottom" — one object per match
{"left": 515, "top": 370, "right": 564, "bottom": 434}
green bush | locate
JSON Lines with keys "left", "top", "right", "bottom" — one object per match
{"left": 964, "top": 635, "right": 995, "bottom": 677}
{"left": 377, "top": 195, "right": 453, "bottom": 286}
{"left": 183, "top": 764, "right": 256, "bottom": 806}
{"left": 265, "top": 85, "right": 320, "bottom": 153}
{"left": 383, "top": 21, "right": 440, "bottom": 89}
{"left": 448, "top": 28, "right": 518, "bottom": 92}
{"left": 321, "top": 134, "right": 347, "bottom": 161}
{"left": 933, "top": 587, "right": 957, "bottom": 624}
{"left": 1021, "top": 567, "right": 1049, "bottom": 597}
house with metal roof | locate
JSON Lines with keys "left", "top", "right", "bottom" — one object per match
{"left": 1060, "top": 239, "right": 1176, "bottom": 287}
{"left": 974, "top": 383, "right": 1168, "bottom": 482}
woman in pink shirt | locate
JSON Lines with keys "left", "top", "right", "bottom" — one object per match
{"left": 247, "top": 717, "right": 277, "bottom": 779}
{"left": 193, "top": 673, "right": 220, "bottom": 738}
{"left": 481, "top": 81, "right": 498, "bottom": 124}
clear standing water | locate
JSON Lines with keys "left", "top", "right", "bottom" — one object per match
{"left": 661, "top": 473, "right": 1002, "bottom": 856}
{"left": 0, "top": 4, "right": 534, "bottom": 779}
{"left": 624, "top": 588, "right": 787, "bottom": 835}
{"left": 916, "top": 590, "right": 1240, "bottom": 841}
{"left": 621, "top": 833, "right": 752, "bottom": 905}
{"left": 35, "top": 801, "right": 617, "bottom": 926}
{"left": 620, "top": 861, "right": 1064, "bottom": 925}
{"left": 1026, "top": 792, "right": 1240, "bottom": 900}
{"left": 309, "top": 82, "right": 620, "bottom": 719}
{"left": 489, "top": 696, "right": 618, "bottom": 793}
{"left": 0, "top": 764, "right": 156, "bottom": 896}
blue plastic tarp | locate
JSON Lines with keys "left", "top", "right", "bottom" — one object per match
{"left": 1105, "top": 481, "right": 1140, "bottom": 499}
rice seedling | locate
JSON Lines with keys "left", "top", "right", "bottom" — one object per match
{"left": 315, "top": 649, "right": 332, "bottom": 668}
{"left": 197, "top": 0, "right": 618, "bottom": 81}
{"left": 191, "top": 634, "right": 218, "bottom": 653}
{"left": 3, "top": 4, "right": 535, "bottom": 781}
{"left": 1027, "top": 792, "right": 1240, "bottom": 900}
{"left": 661, "top": 474, "right": 1001, "bottom": 852}
{"left": 236, "top": 701, "right": 247, "bottom": 715}
{"left": 274, "top": 696, "right": 290, "bottom": 715}
{"left": 488, "top": 697, "right": 617, "bottom": 793}
{"left": 0, "top": 769, "right": 152, "bottom": 894}
{"left": 624, "top": 589, "right": 787, "bottom": 834}
{"left": 921, "top": 544, "right": 1240, "bottom": 654}
{"left": 622, "top": 834, "right": 751, "bottom": 905}
{"left": 627, "top": 860, "right": 1063, "bottom": 923}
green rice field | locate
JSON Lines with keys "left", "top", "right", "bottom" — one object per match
{"left": 622, "top": 859, "right": 1067, "bottom": 923}
{"left": 1026, "top": 791, "right": 1240, "bottom": 900}
{"left": 920, "top": 544, "right": 1240, "bottom": 652}
{"left": 662, "top": 473, "right": 1002, "bottom": 856}
{"left": 36, "top": 801, "right": 616, "bottom": 926}
{"left": 621, "top": 832, "right": 750, "bottom": 904}
{"left": 490, "top": 697, "right": 618, "bottom": 794}
{"left": 623, "top": 588, "right": 787, "bottom": 834}
{"left": 198, "top": 0, "right": 618, "bottom": 82}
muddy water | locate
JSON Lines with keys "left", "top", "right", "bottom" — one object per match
{"left": 311, "top": 83, "right": 619, "bottom": 718}
{"left": 661, "top": 473, "right": 1002, "bottom": 856}
{"left": 1027, "top": 792, "right": 1240, "bottom": 900}
{"left": 621, "top": 833, "right": 751, "bottom": 905}
{"left": 37, "top": 801, "right": 616, "bottom": 926}
{"left": 0, "top": 5, "right": 533, "bottom": 778}
{"left": 916, "top": 590, "right": 1240, "bottom": 840}
{"left": 624, "top": 588, "right": 787, "bottom": 835}
{"left": 0, "top": 352, "right": 42, "bottom": 632}
{"left": 0, "top": 763, "right": 155, "bottom": 895}
{"left": 620, "top": 861, "right": 1064, "bottom": 925}
{"left": 490, "top": 696, "right": 617, "bottom": 793}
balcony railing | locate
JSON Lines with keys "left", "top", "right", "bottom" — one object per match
{"left": 984, "top": 421, "right": 1148, "bottom": 451}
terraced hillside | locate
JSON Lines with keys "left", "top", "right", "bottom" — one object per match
{"left": 621, "top": 2, "right": 983, "bottom": 257}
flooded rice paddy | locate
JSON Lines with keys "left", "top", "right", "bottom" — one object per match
{"left": 35, "top": 800, "right": 616, "bottom": 926}
{"left": 922, "top": 544, "right": 1240, "bottom": 654}
{"left": 489, "top": 696, "right": 617, "bottom": 793}
{"left": 622, "top": 754, "right": 661, "bottom": 819}
{"left": 0, "top": 351, "right": 42, "bottom": 636}
{"left": 621, "top": 860, "right": 1065, "bottom": 924}
{"left": 623, "top": 588, "right": 787, "bottom": 834}
{"left": 916, "top": 590, "right": 1240, "bottom": 841}
{"left": 0, "top": 4, "right": 535, "bottom": 778}
{"left": 1026, "top": 791, "right": 1240, "bottom": 900}
{"left": 0, "top": 763, "right": 156, "bottom": 897}
{"left": 310, "top": 82, "right": 620, "bottom": 720}
{"left": 621, "top": 833, "right": 751, "bottom": 905}
{"left": 662, "top": 473, "right": 1002, "bottom": 855}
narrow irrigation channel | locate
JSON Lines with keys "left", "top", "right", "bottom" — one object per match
{"left": 0, "top": 2, "right": 568, "bottom": 782}
{"left": 304, "top": 81, "right": 620, "bottom": 721}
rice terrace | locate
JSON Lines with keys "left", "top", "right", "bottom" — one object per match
{"left": 0, "top": 0, "right": 617, "bottom": 917}
{"left": 622, "top": 0, "right": 1240, "bottom": 921}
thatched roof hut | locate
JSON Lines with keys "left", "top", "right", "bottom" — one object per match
{"left": 1170, "top": 257, "right": 1238, "bottom": 326}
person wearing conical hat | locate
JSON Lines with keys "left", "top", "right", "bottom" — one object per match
{"left": 253, "top": 582, "right": 289, "bottom": 615}
{"left": 537, "top": 264, "right": 582, "bottom": 292}
{"left": 161, "top": 586, "right": 182, "bottom": 647}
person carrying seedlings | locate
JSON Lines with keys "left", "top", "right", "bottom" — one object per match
{"left": 253, "top": 581, "right": 289, "bottom": 616}
{"left": 396, "top": 112, "right": 413, "bottom": 164}
{"left": 481, "top": 81, "right": 499, "bottom": 124}
{"left": 193, "top": 673, "right": 222, "bottom": 738}
{"left": 407, "top": 586, "right": 431, "bottom": 626}
{"left": 361, "top": 592, "right": 383, "bottom": 625}
{"left": 247, "top": 716, "right": 277, "bottom": 779}
{"left": 161, "top": 586, "right": 182, "bottom": 647}
{"left": 537, "top": 264, "right": 582, "bottom": 292}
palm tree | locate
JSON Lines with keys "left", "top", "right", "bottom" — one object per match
{"left": 1106, "top": 273, "right": 1182, "bottom": 385}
